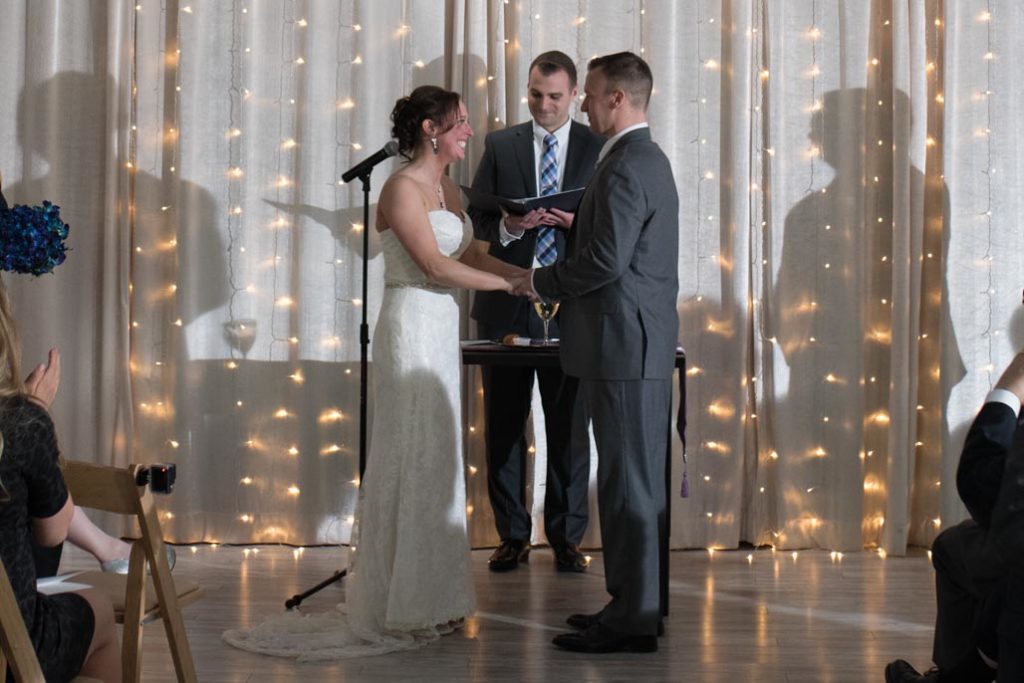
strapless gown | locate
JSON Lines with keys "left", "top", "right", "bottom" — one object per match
{"left": 223, "top": 210, "right": 476, "bottom": 660}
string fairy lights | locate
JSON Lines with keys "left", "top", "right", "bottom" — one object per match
{"left": 110, "top": 0, "right": 997, "bottom": 556}
{"left": 914, "top": 0, "right": 946, "bottom": 543}
{"left": 690, "top": 0, "right": 715, "bottom": 549}
{"left": 979, "top": 1, "right": 994, "bottom": 391}
{"left": 123, "top": 1, "right": 377, "bottom": 546}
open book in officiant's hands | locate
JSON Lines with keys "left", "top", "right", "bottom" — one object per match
{"left": 460, "top": 185, "right": 586, "bottom": 216}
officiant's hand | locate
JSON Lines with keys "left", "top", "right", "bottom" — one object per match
{"left": 504, "top": 208, "right": 549, "bottom": 233}
{"left": 545, "top": 208, "right": 574, "bottom": 229}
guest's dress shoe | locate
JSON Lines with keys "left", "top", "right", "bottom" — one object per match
{"left": 488, "top": 540, "right": 529, "bottom": 572}
{"left": 552, "top": 623, "right": 657, "bottom": 653}
{"left": 884, "top": 660, "right": 940, "bottom": 682}
{"left": 566, "top": 612, "right": 665, "bottom": 637}
{"left": 554, "top": 544, "right": 588, "bottom": 573}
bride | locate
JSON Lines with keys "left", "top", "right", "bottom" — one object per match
{"left": 224, "top": 86, "right": 526, "bottom": 660}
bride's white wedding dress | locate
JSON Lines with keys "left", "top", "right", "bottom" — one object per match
{"left": 223, "top": 210, "right": 476, "bottom": 660}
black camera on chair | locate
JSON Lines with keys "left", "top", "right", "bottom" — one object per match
{"left": 135, "top": 463, "right": 177, "bottom": 494}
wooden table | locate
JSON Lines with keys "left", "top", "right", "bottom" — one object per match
{"left": 461, "top": 341, "right": 686, "bottom": 616}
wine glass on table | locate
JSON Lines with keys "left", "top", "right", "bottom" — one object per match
{"left": 533, "top": 300, "right": 560, "bottom": 345}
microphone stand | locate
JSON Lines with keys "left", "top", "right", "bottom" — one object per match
{"left": 284, "top": 170, "right": 372, "bottom": 609}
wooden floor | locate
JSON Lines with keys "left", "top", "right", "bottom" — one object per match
{"left": 59, "top": 544, "right": 938, "bottom": 682}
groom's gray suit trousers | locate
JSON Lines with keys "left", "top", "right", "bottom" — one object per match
{"left": 582, "top": 376, "right": 670, "bottom": 637}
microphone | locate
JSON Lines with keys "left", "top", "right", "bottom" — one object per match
{"left": 341, "top": 141, "right": 399, "bottom": 183}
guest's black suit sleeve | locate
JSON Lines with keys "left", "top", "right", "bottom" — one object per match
{"left": 957, "top": 401, "right": 1021, "bottom": 529}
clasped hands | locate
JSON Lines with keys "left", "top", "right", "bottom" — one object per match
{"left": 506, "top": 269, "right": 538, "bottom": 300}
{"left": 501, "top": 207, "right": 573, "bottom": 299}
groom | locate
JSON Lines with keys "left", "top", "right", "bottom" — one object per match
{"left": 513, "top": 51, "right": 679, "bottom": 653}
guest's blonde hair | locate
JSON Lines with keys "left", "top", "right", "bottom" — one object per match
{"left": 0, "top": 277, "right": 25, "bottom": 399}
{"left": 0, "top": 276, "right": 26, "bottom": 501}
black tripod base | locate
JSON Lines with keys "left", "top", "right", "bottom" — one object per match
{"left": 284, "top": 568, "right": 347, "bottom": 610}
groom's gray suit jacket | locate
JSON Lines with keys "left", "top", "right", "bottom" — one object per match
{"left": 533, "top": 127, "right": 679, "bottom": 379}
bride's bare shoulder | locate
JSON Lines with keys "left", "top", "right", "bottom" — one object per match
{"left": 378, "top": 173, "right": 430, "bottom": 232}
{"left": 381, "top": 170, "right": 418, "bottom": 192}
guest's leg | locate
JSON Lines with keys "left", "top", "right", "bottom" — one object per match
{"left": 931, "top": 520, "right": 1003, "bottom": 668}
{"left": 538, "top": 369, "right": 588, "bottom": 548}
{"left": 75, "top": 588, "right": 121, "bottom": 683}
{"left": 585, "top": 378, "right": 669, "bottom": 636}
{"left": 67, "top": 506, "right": 131, "bottom": 564}
{"left": 997, "top": 572, "right": 1024, "bottom": 682}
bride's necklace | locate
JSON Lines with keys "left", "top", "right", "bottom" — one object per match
{"left": 435, "top": 184, "right": 447, "bottom": 211}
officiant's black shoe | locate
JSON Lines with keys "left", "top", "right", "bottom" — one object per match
{"left": 488, "top": 540, "right": 530, "bottom": 572}
{"left": 552, "top": 623, "right": 658, "bottom": 654}
{"left": 884, "top": 660, "right": 940, "bottom": 682}
{"left": 566, "top": 612, "right": 664, "bottom": 636}
{"left": 554, "top": 544, "right": 589, "bottom": 573}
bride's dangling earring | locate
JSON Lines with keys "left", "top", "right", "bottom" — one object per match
{"left": 431, "top": 137, "right": 439, "bottom": 155}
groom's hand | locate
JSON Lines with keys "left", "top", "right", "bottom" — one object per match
{"left": 510, "top": 271, "right": 539, "bottom": 300}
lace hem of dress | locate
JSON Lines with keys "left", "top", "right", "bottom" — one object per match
{"left": 222, "top": 604, "right": 467, "bottom": 661}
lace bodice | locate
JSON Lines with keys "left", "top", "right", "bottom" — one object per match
{"left": 380, "top": 211, "right": 473, "bottom": 287}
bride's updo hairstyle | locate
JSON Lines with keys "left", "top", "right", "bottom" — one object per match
{"left": 391, "top": 86, "right": 462, "bottom": 160}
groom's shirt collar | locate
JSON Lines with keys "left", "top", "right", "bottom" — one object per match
{"left": 597, "top": 122, "right": 649, "bottom": 164}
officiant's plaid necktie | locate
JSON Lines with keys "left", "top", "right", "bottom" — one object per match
{"left": 535, "top": 133, "right": 559, "bottom": 267}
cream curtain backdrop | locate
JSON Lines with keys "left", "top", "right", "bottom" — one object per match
{"left": 0, "top": 0, "right": 1021, "bottom": 555}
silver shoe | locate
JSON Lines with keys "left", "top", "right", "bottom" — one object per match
{"left": 100, "top": 545, "right": 176, "bottom": 574}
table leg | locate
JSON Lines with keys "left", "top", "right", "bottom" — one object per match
{"left": 661, "top": 414, "right": 671, "bottom": 617}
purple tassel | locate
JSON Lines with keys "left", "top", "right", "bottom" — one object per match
{"left": 680, "top": 470, "right": 689, "bottom": 498}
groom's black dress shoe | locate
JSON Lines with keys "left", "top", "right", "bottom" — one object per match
{"left": 554, "top": 544, "right": 589, "bottom": 573}
{"left": 488, "top": 540, "right": 530, "bottom": 572}
{"left": 552, "top": 623, "right": 658, "bottom": 654}
{"left": 566, "top": 612, "right": 665, "bottom": 637}
{"left": 884, "top": 660, "right": 940, "bottom": 682}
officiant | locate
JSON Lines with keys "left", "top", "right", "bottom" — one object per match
{"left": 467, "top": 51, "right": 604, "bottom": 574}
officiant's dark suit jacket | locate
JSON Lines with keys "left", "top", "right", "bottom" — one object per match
{"left": 469, "top": 120, "right": 602, "bottom": 334}
{"left": 533, "top": 126, "right": 679, "bottom": 635}
{"left": 466, "top": 119, "right": 603, "bottom": 550}
{"left": 949, "top": 399, "right": 1024, "bottom": 678}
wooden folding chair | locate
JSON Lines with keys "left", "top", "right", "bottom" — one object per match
{"left": 61, "top": 461, "right": 202, "bottom": 683}
{"left": 0, "top": 559, "right": 99, "bottom": 683}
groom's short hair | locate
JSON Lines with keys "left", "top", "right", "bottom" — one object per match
{"left": 588, "top": 52, "right": 653, "bottom": 111}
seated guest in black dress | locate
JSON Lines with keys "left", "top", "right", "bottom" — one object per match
{"left": 0, "top": 176, "right": 174, "bottom": 581}
{"left": 0, "top": 229, "right": 120, "bottom": 678}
